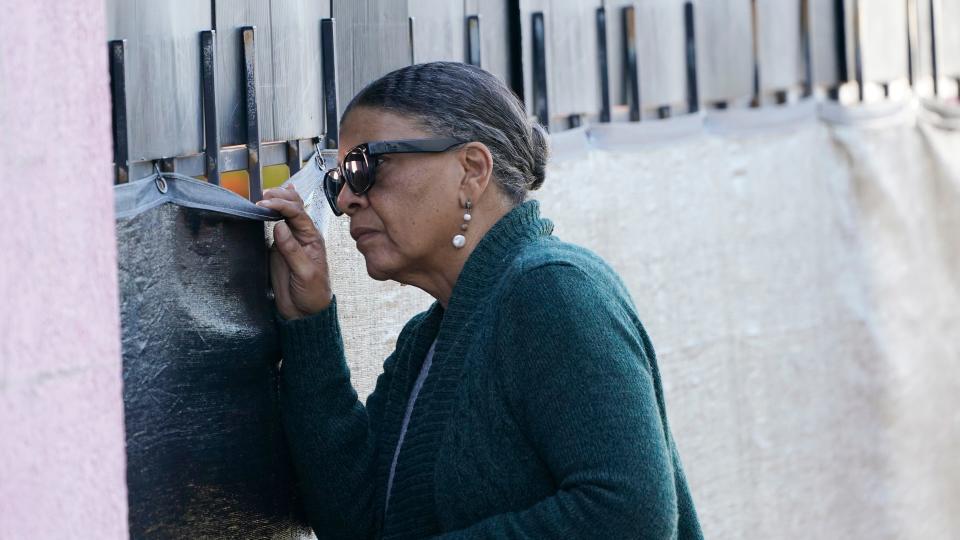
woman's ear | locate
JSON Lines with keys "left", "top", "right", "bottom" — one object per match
{"left": 458, "top": 142, "right": 494, "bottom": 202}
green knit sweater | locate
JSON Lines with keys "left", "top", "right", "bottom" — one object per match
{"left": 278, "top": 200, "right": 703, "bottom": 539}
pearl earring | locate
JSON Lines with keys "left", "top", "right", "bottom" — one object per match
{"left": 452, "top": 199, "right": 472, "bottom": 249}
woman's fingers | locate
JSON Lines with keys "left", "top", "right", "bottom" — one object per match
{"left": 270, "top": 223, "right": 332, "bottom": 318}
{"left": 258, "top": 198, "right": 318, "bottom": 240}
{"left": 258, "top": 186, "right": 328, "bottom": 264}
{"left": 269, "top": 249, "right": 297, "bottom": 319}
{"left": 261, "top": 185, "right": 333, "bottom": 319}
{"left": 260, "top": 182, "right": 300, "bottom": 202}
{"left": 258, "top": 184, "right": 319, "bottom": 233}
{"left": 273, "top": 222, "right": 316, "bottom": 279}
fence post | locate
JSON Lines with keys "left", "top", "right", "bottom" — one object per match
{"left": 532, "top": 11, "right": 549, "bottom": 129}
{"left": 242, "top": 26, "right": 263, "bottom": 201}
{"left": 200, "top": 29, "right": 221, "bottom": 185}
{"left": 321, "top": 18, "right": 339, "bottom": 148}
{"left": 109, "top": 39, "right": 129, "bottom": 184}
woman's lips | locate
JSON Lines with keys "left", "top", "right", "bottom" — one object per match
{"left": 353, "top": 230, "right": 379, "bottom": 245}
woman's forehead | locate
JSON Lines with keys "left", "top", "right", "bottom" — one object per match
{"left": 339, "top": 107, "right": 431, "bottom": 150}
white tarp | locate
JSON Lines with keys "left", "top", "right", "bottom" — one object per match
{"left": 318, "top": 100, "right": 960, "bottom": 539}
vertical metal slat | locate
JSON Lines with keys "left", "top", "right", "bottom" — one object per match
{"left": 684, "top": 1, "right": 699, "bottom": 113}
{"left": 800, "top": 0, "right": 813, "bottom": 97}
{"left": 596, "top": 7, "right": 611, "bottom": 122}
{"left": 466, "top": 15, "right": 482, "bottom": 67}
{"left": 829, "top": 0, "right": 848, "bottom": 100}
{"left": 531, "top": 12, "right": 549, "bottom": 129}
{"left": 852, "top": 0, "right": 864, "bottom": 102}
{"left": 507, "top": 0, "right": 525, "bottom": 101}
{"left": 929, "top": 0, "right": 941, "bottom": 96}
{"left": 242, "top": 26, "right": 263, "bottom": 201}
{"left": 750, "top": 0, "right": 761, "bottom": 107}
{"left": 621, "top": 6, "right": 640, "bottom": 121}
{"left": 907, "top": 0, "right": 919, "bottom": 87}
{"left": 286, "top": 140, "right": 302, "bottom": 176}
{"left": 109, "top": 40, "right": 129, "bottom": 185}
{"left": 200, "top": 29, "right": 221, "bottom": 186}
{"left": 321, "top": 18, "right": 339, "bottom": 148}
{"left": 409, "top": 16, "right": 417, "bottom": 65}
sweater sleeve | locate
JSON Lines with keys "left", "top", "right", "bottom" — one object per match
{"left": 277, "top": 295, "right": 397, "bottom": 540}
{"left": 432, "top": 263, "right": 679, "bottom": 540}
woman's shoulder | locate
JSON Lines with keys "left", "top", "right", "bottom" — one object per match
{"left": 502, "top": 237, "right": 634, "bottom": 304}
{"left": 493, "top": 237, "right": 657, "bottom": 373}
{"left": 511, "top": 236, "right": 603, "bottom": 269}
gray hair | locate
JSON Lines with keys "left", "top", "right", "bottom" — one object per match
{"left": 341, "top": 61, "right": 549, "bottom": 204}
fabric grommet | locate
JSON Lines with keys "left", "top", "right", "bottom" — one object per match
{"left": 155, "top": 176, "right": 168, "bottom": 194}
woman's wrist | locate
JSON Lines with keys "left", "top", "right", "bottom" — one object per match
{"left": 280, "top": 288, "right": 334, "bottom": 321}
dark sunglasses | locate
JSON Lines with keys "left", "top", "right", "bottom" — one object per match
{"left": 323, "top": 137, "right": 467, "bottom": 216}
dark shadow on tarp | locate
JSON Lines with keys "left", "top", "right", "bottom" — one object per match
{"left": 115, "top": 174, "right": 313, "bottom": 539}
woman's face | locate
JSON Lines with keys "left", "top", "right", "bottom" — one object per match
{"left": 336, "top": 106, "right": 467, "bottom": 282}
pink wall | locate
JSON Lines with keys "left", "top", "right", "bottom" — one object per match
{"left": 0, "top": 1, "right": 128, "bottom": 537}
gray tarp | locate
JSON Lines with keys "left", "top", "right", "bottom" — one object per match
{"left": 115, "top": 173, "right": 312, "bottom": 539}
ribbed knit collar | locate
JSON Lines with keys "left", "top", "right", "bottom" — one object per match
{"left": 409, "top": 198, "right": 555, "bottom": 330}
{"left": 447, "top": 198, "right": 554, "bottom": 314}
{"left": 376, "top": 199, "right": 554, "bottom": 538}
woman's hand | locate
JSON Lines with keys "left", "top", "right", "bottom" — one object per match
{"left": 257, "top": 184, "right": 333, "bottom": 320}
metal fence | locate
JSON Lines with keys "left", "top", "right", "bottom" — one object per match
{"left": 107, "top": 0, "right": 960, "bottom": 196}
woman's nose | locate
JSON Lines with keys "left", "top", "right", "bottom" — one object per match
{"left": 337, "top": 182, "right": 368, "bottom": 215}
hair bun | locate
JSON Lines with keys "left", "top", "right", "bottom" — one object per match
{"left": 528, "top": 121, "right": 549, "bottom": 191}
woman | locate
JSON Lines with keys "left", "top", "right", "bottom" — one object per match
{"left": 257, "top": 62, "right": 702, "bottom": 539}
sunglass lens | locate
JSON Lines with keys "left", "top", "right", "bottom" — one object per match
{"left": 323, "top": 169, "right": 345, "bottom": 215}
{"left": 343, "top": 151, "right": 370, "bottom": 194}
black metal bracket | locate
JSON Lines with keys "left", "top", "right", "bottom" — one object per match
{"left": 409, "top": 16, "right": 417, "bottom": 65}
{"left": 907, "top": 0, "right": 919, "bottom": 87}
{"left": 507, "top": 0, "right": 525, "bottom": 101}
{"left": 321, "top": 18, "right": 339, "bottom": 148}
{"left": 621, "top": 6, "right": 640, "bottom": 121}
{"left": 800, "top": 0, "right": 813, "bottom": 97}
{"left": 531, "top": 12, "right": 549, "bottom": 130}
{"left": 852, "top": 0, "right": 864, "bottom": 102}
{"left": 750, "top": 0, "right": 761, "bottom": 107}
{"left": 200, "top": 29, "right": 221, "bottom": 186}
{"left": 286, "top": 141, "right": 302, "bottom": 176}
{"left": 828, "top": 0, "right": 848, "bottom": 100}
{"left": 159, "top": 157, "right": 176, "bottom": 173}
{"left": 683, "top": 1, "right": 699, "bottom": 114}
{"left": 596, "top": 7, "right": 611, "bottom": 122}
{"left": 108, "top": 39, "right": 129, "bottom": 184}
{"left": 241, "top": 26, "right": 262, "bottom": 201}
{"left": 929, "top": 0, "right": 940, "bottom": 96}
{"left": 466, "top": 15, "right": 482, "bottom": 67}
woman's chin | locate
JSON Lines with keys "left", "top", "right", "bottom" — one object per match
{"left": 361, "top": 255, "right": 395, "bottom": 282}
